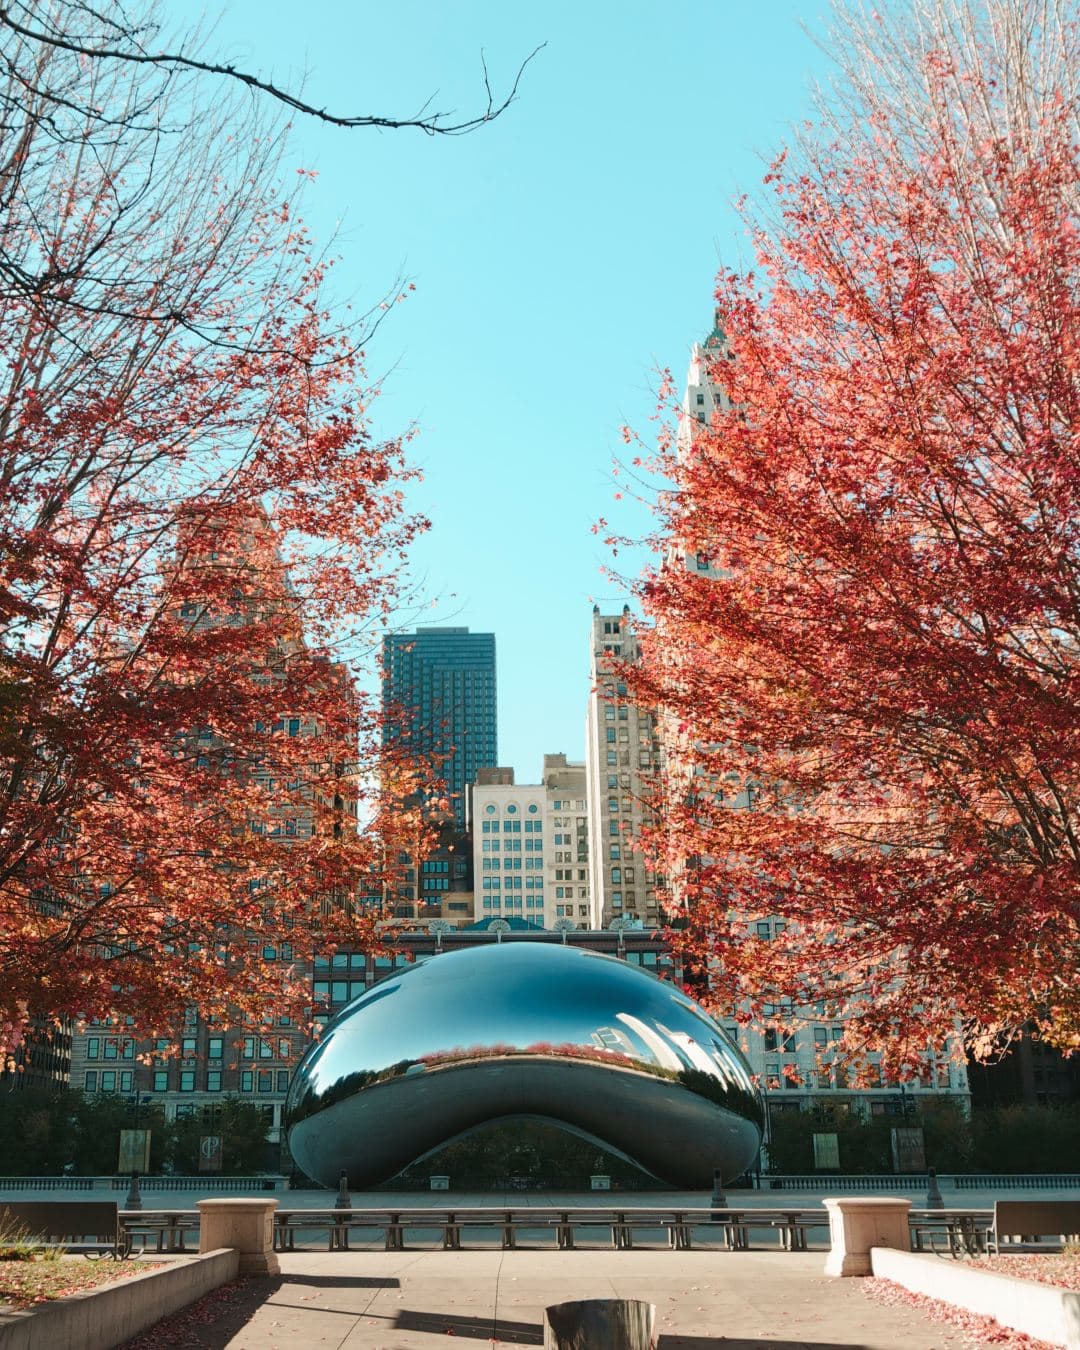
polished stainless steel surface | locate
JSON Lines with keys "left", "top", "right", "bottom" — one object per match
{"left": 285, "top": 942, "right": 763, "bottom": 1189}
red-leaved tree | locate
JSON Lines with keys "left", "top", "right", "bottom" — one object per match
{"left": 0, "top": 8, "right": 434, "bottom": 1055}
{"left": 629, "top": 0, "right": 1080, "bottom": 1065}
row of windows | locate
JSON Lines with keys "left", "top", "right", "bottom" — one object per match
{"left": 482, "top": 895, "right": 543, "bottom": 910}
{"left": 313, "top": 953, "right": 408, "bottom": 971}
{"left": 83, "top": 1067, "right": 291, "bottom": 1094}
{"left": 84, "top": 1038, "right": 134, "bottom": 1060}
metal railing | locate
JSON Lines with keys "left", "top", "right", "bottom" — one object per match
{"left": 0, "top": 1175, "right": 286, "bottom": 1192}
{"left": 760, "top": 1173, "right": 1080, "bottom": 1192}
{"left": 760, "top": 1174, "right": 929, "bottom": 1191}
{"left": 950, "top": 1174, "right": 1080, "bottom": 1191}
{"left": 109, "top": 1175, "right": 283, "bottom": 1192}
{"left": 0, "top": 1176, "right": 96, "bottom": 1190}
{"left": 114, "top": 1203, "right": 995, "bottom": 1255}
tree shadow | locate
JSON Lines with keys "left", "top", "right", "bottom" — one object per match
{"left": 394, "top": 1307, "right": 543, "bottom": 1344}
{"left": 280, "top": 1272, "right": 400, "bottom": 1288}
{"left": 657, "top": 1340, "right": 863, "bottom": 1349}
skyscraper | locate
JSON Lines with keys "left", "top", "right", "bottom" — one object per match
{"left": 584, "top": 606, "right": 662, "bottom": 928}
{"left": 382, "top": 626, "right": 497, "bottom": 828}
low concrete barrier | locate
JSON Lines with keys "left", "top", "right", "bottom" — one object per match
{"left": 0, "top": 1248, "right": 239, "bottom": 1350}
{"left": 871, "top": 1246, "right": 1080, "bottom": 1350}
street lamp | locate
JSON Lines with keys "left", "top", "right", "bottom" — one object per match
{"left": 124, "top": 1092, "right": 152, "bottom": 1211}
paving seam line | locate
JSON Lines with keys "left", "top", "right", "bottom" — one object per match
{"left": 492, "top": 1247, "right": 506, "bottom": 1344}
{"left": 327, "top": 1252, "right": 423, "bottom": 1350}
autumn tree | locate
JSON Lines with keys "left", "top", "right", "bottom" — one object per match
{"left": 630, "top": 0, "right": 1080, "bottom": 1065}
{"left": 0, "top": 4, "right": 438, "bottom": 1055}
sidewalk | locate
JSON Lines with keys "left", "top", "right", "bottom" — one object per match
{"left": 122, "top": 1250, "right": 966, "bottom": 1349}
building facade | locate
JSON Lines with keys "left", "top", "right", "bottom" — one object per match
{"left": 471, "top": 757, "right": 592, "bottom": 929}
{"left": 584, "top": 606, "right": 662, "bottom": 928}
{"left": 382, "top": 626, "right": 497, "bottom": 828}
{"left": 541, "top": 753, "right": 591, "bottom": 928}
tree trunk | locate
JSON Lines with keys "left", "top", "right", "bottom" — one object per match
{"left": 543, "top": 1299, "right": 656, "bottom": 1349}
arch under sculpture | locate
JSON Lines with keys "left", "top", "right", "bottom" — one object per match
{"left": 285, "top": 942, "right": 762, "bottom": 1189}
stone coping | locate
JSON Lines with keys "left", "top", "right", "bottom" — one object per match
{"left": 871, "top": 1246, "right": 1080, "bottom": 1349}
{"left": 0, "top": 1248, "right": 239, "bottom": 1350}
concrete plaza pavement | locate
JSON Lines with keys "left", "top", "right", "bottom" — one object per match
{"left": 124, "top": 1249, "right": 968, "bottom": 1349}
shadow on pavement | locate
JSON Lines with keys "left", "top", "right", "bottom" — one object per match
{"left": 658, "top": 1340, "right": 863, "bottom": 1349}
{"left": 394, "top": 1308, "right": 543, "bottom": 1344}
{"left": 280, "top": 1272, "right": 400, "bottom": 1288}
{"left": 118, "top": 1277, "right": 284, "bottom": 1349}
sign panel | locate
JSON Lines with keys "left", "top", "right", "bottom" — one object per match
{"left": 812, "top": 1132, "right": 840, "bottom": 1170}
{"left": 199, "top": 1135, "right": 224, "bottom": 1172}
{"left": 891, "top": 1126, "right": 926, "bottom": 1174}
{"left": 118, "top": 1129, "right": 151, "bottom": 1174}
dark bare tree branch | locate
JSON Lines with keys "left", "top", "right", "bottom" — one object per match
{"left": 0, "top": 4, "right": 545, "bottom": 135}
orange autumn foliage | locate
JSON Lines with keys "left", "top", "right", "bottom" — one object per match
{"left": 629, "top": 1, "right": 1080, "bottom": 1064}
{"left": 0, "top": 19, "right": 435, "bottom": 1051}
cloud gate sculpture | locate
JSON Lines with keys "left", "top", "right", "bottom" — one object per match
{"left": 285, "top": 942, "right": 762, "bottom": 1189}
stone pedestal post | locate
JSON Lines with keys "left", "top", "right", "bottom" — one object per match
{"left": 198, "top": 1198, "right": 280, "bottom": 1276}
{"left": 823, "top": 1197, "right": 911, "bottom": 1277}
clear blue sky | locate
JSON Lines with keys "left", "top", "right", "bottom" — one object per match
{"left": 201, "top": 1, "right": 831, "bottom": 780}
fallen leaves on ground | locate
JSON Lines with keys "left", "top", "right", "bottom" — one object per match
{"left": 0, "top": 1255, "right": 162, "bottom": 1307}
{"left": 118, "top": 1278, "right": 253, "bottom": 1347}
{"left": 973, "top": 1253, "right": 1080, "bottom": 1291}
{"left": 864, "top": 1276, "right": 1057, "bottom": 1347}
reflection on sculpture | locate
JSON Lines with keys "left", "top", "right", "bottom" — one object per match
{"left": 285, "top": 942, "right": 762, "bottom": 1189}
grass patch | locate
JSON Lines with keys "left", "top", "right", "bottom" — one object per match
{"left": 0, "top": 1255, "right": 163, "bottom": 1308}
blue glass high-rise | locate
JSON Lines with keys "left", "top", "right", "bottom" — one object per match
{"left": 382, "top": 626, "right": 497, "bottom": 827}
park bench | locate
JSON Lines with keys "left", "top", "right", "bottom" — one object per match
{"left": 909, "top": 1209, "right": 988, "bottom": 1257}
{"left": 273, "top": 1208, "right": 390, "bottom": 1252}
{"left": 0, "top": 1200, "right": 130, "bottom": 1259}
{"left": 121, "top": 1208, "right": 199, "bottom": 1252}
{"left": 986, "top": 1200, "right": 1080, "bottom": 1254}
{"left": 766, "top": 1209, "right": 829, "bottom": 1251}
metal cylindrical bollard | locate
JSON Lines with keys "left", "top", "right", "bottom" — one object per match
{"left": 544, "top": 1299, "right": 656, "bottom": 1350}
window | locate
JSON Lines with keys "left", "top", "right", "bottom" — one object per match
{"left": 258, "top": 1071, "right": 273, "bottom": 1093}
{"left": 207, "top": 1037, "right": 223, "bottom": 1060}
{"left": 179, "top": 1070, "right": 195, "bottom": 1092}
{"left": 86, "top": 1037, "right": 100, "bottom": 1059}
{"left": 609, "top": 844, "right": 621, "bottom": 860}
{"left": 241, "top": 1071, "right": 253, "bottom": 1093}
{"left": 101, "top": 1070, "right": 116, "bottom": 1092}
{"left": 85, "top": 1070, "right": 98, "bottom": 1092}
{"left": 153, "top": 1070, "right": 168, "bottom": 1092}
{"left": 277, "top": 1070, "right": 290, "bottom": 1093}
{"left": 207, "top": 1070, "right": 222, "bottom": 1092}
{"left": 182, "top": 1037, "right": 197, "bottom": 1058}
